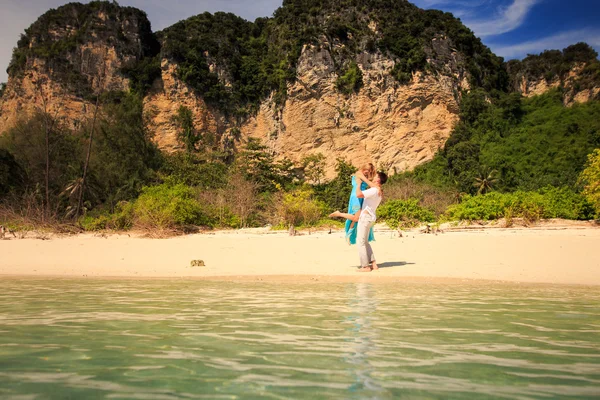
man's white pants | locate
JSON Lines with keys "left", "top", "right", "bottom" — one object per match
{"left": 357, "top": 216, "right": 376, "bottom": 267}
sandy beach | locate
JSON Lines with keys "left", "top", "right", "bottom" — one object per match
{"left": 1, "top": 221, "right": 599, "bottom": 285}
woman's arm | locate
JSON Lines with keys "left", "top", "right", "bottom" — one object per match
{"left": 355, "top": 170, "right": 376, "bottom": 188}
{"left": 356, "top": 177, "right": 365, "bottom": 198}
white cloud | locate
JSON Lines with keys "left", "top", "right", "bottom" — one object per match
{"left": 490, "top": 28, "right": 600, "bottom": 59}
{"left": 465, "top": 0, "right": 540, "bottom": 37}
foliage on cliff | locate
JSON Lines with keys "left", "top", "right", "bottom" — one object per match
{"left": 507, "top": 43, "right": 600, "bottom": 99}
{"left": 412, "top": 89, "right": 600, "bottom": 194}
{"left": 7, "top": 1, "right": 159, "bottom": 96}
{"left": 156, "top": 0, "right": 506, "bottom": 113}
{"left": 158, "top": 12, "right": 276, "bottom": 113}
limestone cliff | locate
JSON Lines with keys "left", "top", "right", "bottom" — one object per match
{"left": 507, "top": 44, "right": 600, "bottom": 106}
{"left": 2, "top": 1, "right": 599, "bottom": 179}
{"left": 512, "top": 63, "right": 600, "bottom": 105}
{"left": 0, "top": 2, "right": 157, "bottom": 133}
{"left": 240, "top": 38, "right": 465, "bottom": 178}
{"left": 143, "top": 60, "right": 220, "bottom": 152}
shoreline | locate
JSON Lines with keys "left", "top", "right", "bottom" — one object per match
{"left": 2, "top": 274, "right": 599, "bottom": 289}
{"left": 1, "top": 221, "right": 599, "bottom": 286}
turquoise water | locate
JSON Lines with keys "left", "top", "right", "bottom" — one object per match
{"left": 0, "top": 279, "right": 599, "bottom": 399}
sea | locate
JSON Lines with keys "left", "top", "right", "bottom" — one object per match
{"left": 1, "top": 278, "right": 599, "bottom": 399}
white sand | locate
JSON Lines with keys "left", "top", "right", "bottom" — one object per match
{"left": 1, "top": 224, "right": 599, "bottom": 285}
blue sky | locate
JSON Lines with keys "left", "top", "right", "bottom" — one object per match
{"left": 1, "top": 0, "right": 599, "bottom": 83}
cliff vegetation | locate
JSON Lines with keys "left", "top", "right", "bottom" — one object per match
{"left": 0, "top": 0, "right": 599, "bottom": 233}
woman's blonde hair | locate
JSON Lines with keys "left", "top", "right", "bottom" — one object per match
{"left": 359, "top": 163, "right": 375, "bottom": 179}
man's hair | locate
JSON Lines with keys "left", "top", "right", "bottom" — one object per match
{"left": 377, "top": 171, "right": 388, "bottom": 185}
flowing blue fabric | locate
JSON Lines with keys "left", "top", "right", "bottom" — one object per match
{"left": 344, "top": 176, "right": 375, "bottom": 245}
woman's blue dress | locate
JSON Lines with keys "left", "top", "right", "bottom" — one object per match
{"left": 345, "top": 176, "right": 375, "bottom": 245}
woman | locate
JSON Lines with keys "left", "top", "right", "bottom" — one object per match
{"left": 330, "top": 163, "right": 376, "bottom": 244}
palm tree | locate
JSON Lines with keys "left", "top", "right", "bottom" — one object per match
{"left": 62, "top": 175, "right": 101, "bottom": 218}
{"left": 473, "top": 169, "right": 498, "bottom": 195}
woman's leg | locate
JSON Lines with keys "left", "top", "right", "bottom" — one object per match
{"left": 329, "top": 210, "right": 360, "bottom": 222}
{"left": 349, "top": 210, "right": 361, "bottom": 229}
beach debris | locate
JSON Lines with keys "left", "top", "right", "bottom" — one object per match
{"left": 0, "top": 225, "right": 17, "bottom": 240}
{"left": 190, "top": 260, "right": 205, "bottom": 267}
{"left": 420, "top": 224, "right": 444, "bottom": 234}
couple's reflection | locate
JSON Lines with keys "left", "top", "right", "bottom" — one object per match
{"left": 345, "top": 282, "right": 385, "bottom": 396}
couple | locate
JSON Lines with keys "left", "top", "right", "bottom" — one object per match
{"left": 330, "top": 163, "right": 388, "bottom": 272}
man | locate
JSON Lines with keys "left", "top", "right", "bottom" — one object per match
{"left": 355, "top": 171, "right": 387, "bottom": 272}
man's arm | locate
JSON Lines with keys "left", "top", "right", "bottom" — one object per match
{"left": 359, "top": 187, "right": 379, "bottom": 199}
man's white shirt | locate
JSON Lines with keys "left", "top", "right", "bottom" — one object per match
{"left": 360, "top": 187, "right": 382, "bottom": 222}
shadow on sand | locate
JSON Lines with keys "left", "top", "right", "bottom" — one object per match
{"left": 377, "top": 261, "right": 414, "bottom": 269}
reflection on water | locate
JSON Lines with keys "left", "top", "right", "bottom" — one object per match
{"left": 0, "top": 279, "right": 599, "bottom": 399}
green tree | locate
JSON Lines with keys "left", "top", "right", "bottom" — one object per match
{"left": 579, "top": 149, "right": 600, "bottom": 217}
{"left": 446, "top": 142, "right": 481, "bottom": 194}
{"left": 173, "top": 106, "right": 200, "bottom": 153}
{"left": 89, "top": 92, "right": 162, "bottom": 210}
{"left": 235, "top": 138, "right": 295, "bottom": 192}
{"left": 0, "top": 149, "right": 25, "bottom": 196}
{"left": 1, "top": 112, "right": 81, "bottom": 214}
{"left": 302, "top": 153, "right": 326, "bottom": 184}
{"left": 313, "top": 158, "right": 356, "bottom": 211}
{"left": 473, "top": 169, "right": 498, "bottom": 195}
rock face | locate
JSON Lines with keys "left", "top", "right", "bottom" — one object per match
{"left": 143, "top": 60, "right": 224, "bottom": 152}
{"left": 139, "top": 35, "right": 467, "bottom": 176}
{"left": 2, "top": 2, "right": 598, "bottom": 179}
{"left": 0, "top": 45, "right": 129, "bottom": 134}
{"left": 510, "top": 63, "right": 600, "bottom": 106}
{"left": 240, "top": 40, "right": 464, "bottom": 177}
{"left": 0, "top": 3, "right": 154, "bottom": 134}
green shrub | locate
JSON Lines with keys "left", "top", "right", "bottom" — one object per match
{"left": 79, "top": 201, "right": 134, "bottom": 231}
{"left": 579, "top": 149, "right": 600, "bottom": 218}
{"left": 378, "top": 199, "right": 436, "bottom": 229}
{"left": 538, "top": 186, "right": 594, "bottom": 220}
{"left": 336, "top": 61, "right": 363, "bottom": 95}
{"left": 79, "top": 214, "right": 111, "bottom": 231}
{"left": 133, "top": 184, "right": 210, "bottom": 229}
{"left": 446, "top": 189, "right": 593, "bottom": 222}
{"left": 276, "top": 188, "right": 326, "bottom": 227}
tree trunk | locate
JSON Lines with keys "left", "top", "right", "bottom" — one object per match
{"left": 75, "top": 51, "right": 107, "bottom": 218}
{"left": 76, "top": 94, "right": 101, "bottom": 217}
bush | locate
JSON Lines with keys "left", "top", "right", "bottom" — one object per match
{"left": 336, "top": 61, "right": 363, "bottom": 95}
{"left": 378, "top": 199, "right": 436, "bottom": 229}
{"left": 79, "top": 202, "right": 134, "bottom": 231}
{"left": 538, "top": 186, "right": 595, "bottom": 220}
{"left": 275, "top": 188, "right": 326, "bottom": 227}
{"left": 579, "top": 149, "right": 600, "bottom": 218}
{"left": 133, "top": 183, "right": 210, "bottom": 229}
{"left": 446, "top": 189, "right": 593, "bottom": 222}
{"left": 384, "top": 174, "right": 457, "bottom": 216}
